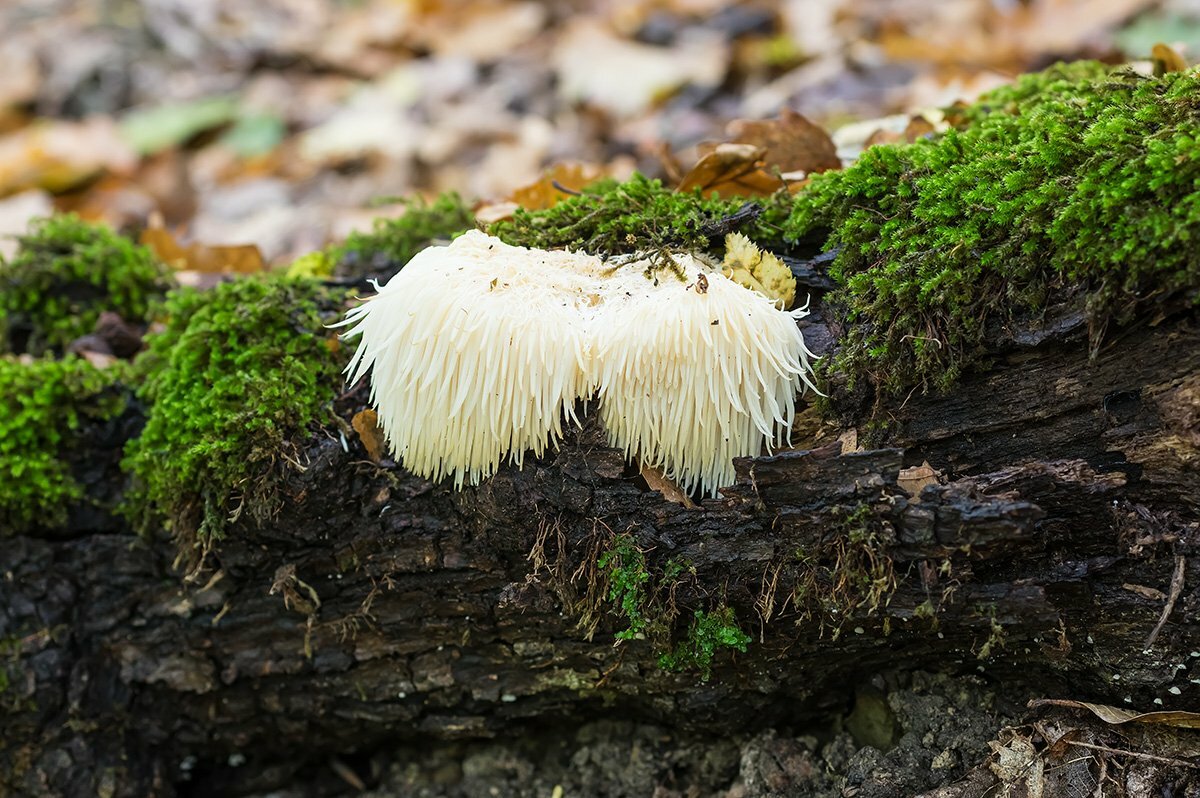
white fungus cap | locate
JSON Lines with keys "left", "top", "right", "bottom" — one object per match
{"left": 338, "top": 230, "right": 603, "bottom": 488}
{"left": 337, "top": 231, "right": 819, "bottom": 495}
{"left": 595, "top": 255, "right": 818, "bottom": 495}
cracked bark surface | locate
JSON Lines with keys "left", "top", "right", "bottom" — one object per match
{"left": 2, "top": 304, "right": 1197, "bottom": 797}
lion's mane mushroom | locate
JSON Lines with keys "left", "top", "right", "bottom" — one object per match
{"left": 338, "top": 230, "right": 603, "bottom": 488}
{"left": 594, "top": 254, "right": 818, "bottom": 495}
{"left": 338, "top": 231, "right": 819, "bottom": 495}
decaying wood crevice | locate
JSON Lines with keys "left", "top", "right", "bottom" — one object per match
{"left": 2, "top": 306, "right": 1197, "bottom": 797}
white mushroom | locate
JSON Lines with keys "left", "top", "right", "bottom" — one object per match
{"left": 594, "top": 254, "right": 819, "bottom": 495}
{"left": 337, "top": 231, "right": 819, "bottom": 495}
{"left": 337, "top": 230, "right": 603, "bottom": 488}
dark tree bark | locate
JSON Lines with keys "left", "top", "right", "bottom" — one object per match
{"left": 2, "top": 302, "right": 1197, "bottom": 797}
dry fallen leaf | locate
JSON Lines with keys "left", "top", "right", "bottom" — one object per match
{"left": 0, "top": 118, "right": 136, "bottom": 197}
{"left": 509, "top": 162, "right": 605, "bottom": 211}
{"left": 641, "top": 463, "right": 697, "bottom": 509}
{"left": 725, "top": 109, "right": 841, "bottom": 176}
{"left": 898, "top": 461, "right": 941, "bottom": 496}
{"left": 554, "top": 20, "right": 728, "bottom": 117}
{"left": 352, "top": 409, "right": 386, "bottom": 463}
{"left": 0, "top": 190, "right": 53, "bottom": 259}
{"left": 678, "top": 143, "right": 782, "bottom": 198}
{"left": 1152, "top": 42, "right": 1188, "bottom": 76}
{"left": 1029, "top": 699, "right": 1200, "bottom": 729}
{"left": 141, "top": 223, "right": 266, "bottom": 275}
{"left": 988, "top": 733, "right": 1045, "bottom": 798}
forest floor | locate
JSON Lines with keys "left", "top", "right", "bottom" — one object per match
{"left": 4, "top": 2, "right": 1200, "bottom": 797}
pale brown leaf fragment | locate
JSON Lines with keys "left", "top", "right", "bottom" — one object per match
{"left": 352, "top": 409, "right": 386, "bottom": 464}
{"left": 677, "top": 143, "right": 781, "bottom": 198}
{"left": 640, "top": 463, "right": 696, "bottom": 509}
{"left": 1122, "top": 583, "right": 1168, "bottom": 601}
{"left": 897, "top": 461, "right": 941, "bottom": 496}
{"left": 508, "top": 162, "right": 605, "bottom": 211}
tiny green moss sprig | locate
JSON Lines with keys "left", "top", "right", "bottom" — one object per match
{"left": 0, "top": 215, "right": 173, "bottom": 355}
{"left": 657, "top": 606, "right": 752, "bottom": 682}
{"left": 598, "top": 535, "right": 652, "bottom": 641}
{"left": 332, "top": 192, "right": 476, "bottom": 278}
{"left": 122, "top": 277, "right": 346, "bottom": 549}
{"left": 787, "top": 63, "right": 1200, "bottom": 395}
{"left": 0, "top": 355, "right": 129, "bottom": 535}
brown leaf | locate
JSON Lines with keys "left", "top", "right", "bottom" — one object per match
{"left": 640, "top": 463, "right": 696, "bottom": 509}
{"left": 1152, "top": 42, "right": 1188, "bottom": 77}
{"left": 725, "top": 109, "right": 840, "bottom": 176}
{"left": 352, "top": 409, "right": 386, "bottom": 463}
{"left": 140, "top": 224, "right": 266, "bottom": 275}
{"left": 473, "top": 201, "right": 520, "bottom": 225}
{"left": 1029, "top": 699, "right": 1200, "bottom": 729}
{"left": 677, "top": 143, "right": 782, "bottom": 198}
{"left": 508, "top": 162, "right": 605, "bottom": 211}
{"left": 897, "top": 461, "right": 940, "bottom": 496}
{"left": 903, "top": 115, "right": 937, "bottom": 142}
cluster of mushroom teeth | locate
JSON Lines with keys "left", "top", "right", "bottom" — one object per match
{"left": 337, "top": 229, "right": 818, "bottom": 497}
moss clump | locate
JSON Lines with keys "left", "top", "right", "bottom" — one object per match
{"left": 333, "top": 193, "right": 475, "bottom": 278}
{"left": 787, "top": 63, "right": 1200, "bottom": 394}
{"left": 0, "top": 215, "right": 173, "bottom": 356}
{"left": 593, "top": 534, "right": 749, "bottom": 680}
{"left": 657, "top": 605, "right": 752, "bottom": 682}
{"left": 597, "top": 534, "right": 652, "bottom": 641}
{"left": 489, "top": 174, "right": 794, "bottom": 258}
{"left": 0, "top": 355, "right": 128, "bottom": 534}
{"left": 123, "top": 277, "right": 345, "bottom": 549}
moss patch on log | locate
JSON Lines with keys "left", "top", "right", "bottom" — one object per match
{"left": 122, "top": 277, "right": 346, "bottom": 550}
{"left": 333, "top": 193, "right": 476, "bottom": 278}
{"left": 786, "top": 63, "right": 1200, "bottom": 395}
{"left": 0, "top": 355, "right": 128, "bottom": 535}
{"left": 489, "top": 174, "right": 794, "bottom": 257}
{"left": 0, "top": 215, "right": 172, "bottom": 356}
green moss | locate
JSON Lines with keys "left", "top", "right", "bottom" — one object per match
{"left": 593, "top": 535, "right": 748, "bottom": 680}
{"left": 952, "top": 60, "right": 1116, "bottom": 123}
{"left": 489, "top": 174, "right": 794, "bottom": 260}
{"left": 657, "top": 605, "right": 752, "bottom": 682}
{"left": 787, "top": 63, "right": 1200, "bottom": 395}
{"left": 122, "top": 277, "right": 346, "bottom": 549}
{"left": 597, "top": 534, "right": 652, "bottom": 641}
{"left": 333, "top": 193, "right": 475, "bottom": 277}
{"left": 0, "top": 215, "right": 172, "bottom": 355}
{"left": 0, "top": 355, "right": 128, "bottom": 534}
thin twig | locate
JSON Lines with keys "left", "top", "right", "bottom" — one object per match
{"left": 1066, "top": 739, "right": 1199, "bottom": 769}
{"left": 1144, "top": 554, "right": 1186, "bottom": 649}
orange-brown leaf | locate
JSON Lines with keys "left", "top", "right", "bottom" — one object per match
{"left": 140, "top": 225, "right": 265, "bottom": 274}
{"left": 509, "top": 162, "right": 605, "bottom": 211}
{"left": 640, "top": 463, "right": 696, "bottom": 509}
{"left": 1152, "top": 42, "right": 1188, "bottom": 76}
{"left": 352, "top": 409, "right": 386, "bottom": 463}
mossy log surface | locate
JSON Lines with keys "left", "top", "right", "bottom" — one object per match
{"left": 2, "top": 290, "right": 1197, "bottom": 796}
